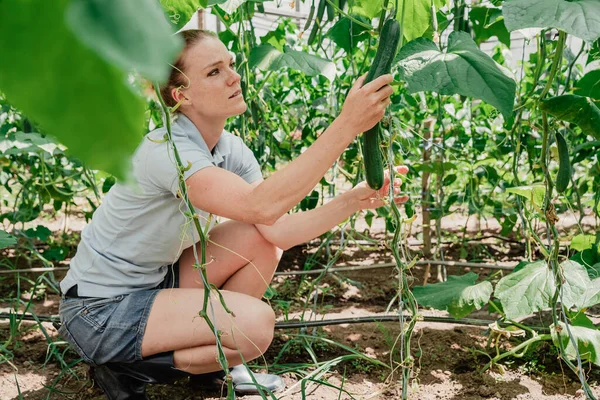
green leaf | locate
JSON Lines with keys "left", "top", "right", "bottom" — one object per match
{"left": 540, "top": 95, "right": 600, "bottom": 140}
{"left": 494, "top": 261, "right": 554, "bottom": 320}
{"left": 249, "top": 44, "right": 336, "bottom": 81}
{"left": 0, "top": 230, "right": 17, "bottom": 250}
{"left": 0, "top": 0, "right": 145, "bottom": 178}
{"left": 552, "top": 322, "right": 600, "bottom": 366}
{"left": 497, "top": 260, "right": 600, "bottom": 314}
{"left": 469, "top": 6, "right": 511, "bottom": 48}
{"left": 396, "top": 31, "right": 516, "bottom": 119}
{"left": 570, "top": 245, "right": 600, "bottom": 279}
{"left": 590, "top": 40, "right": 600, "bottom": 65}
{"left": 503, "top": 0, "right": 600, "bottom": 42}
{"left": 396, "top": 0, "right": 438, "bottom": 42}
{"left": 102, "top": 176, "right": 117, "bottom": 194}
{"left": 2, "top": 132, "right": 62, "bottom": 157}
{"left": 350, "top": 0, "right": 384, "bottom": 19}
{"left": 218, "top": 0, "right": 272, "bottom": 14}
{"left": 569, "top": 311, "right": 597, "bottom": 330}
{"left": 413, "top": 273, "right": 493, "bottom": 318}
{"left": 581, "top": 278, "right": 600, "bottom": 308}
{"left": 561, "top": 260, "right": 595, "bottom": 310}
{"left": 67, "top": 0, "right": 182, "bottom": 82}
{"left": 574, "top": 69, "right": 600, "bottom": 101}
{"left": 326, "top": 16, "right": 372, "bottom": 53}
{"left": 571, "top": 234, "right": 597, "bottom": 252}
{"left": 24, "top": 226, "right": 52, "bottom": 241}
{"left": 505, "top": 185, "right": 546, "bottom": 208}
{"left": 160, "top": 0, "right": 203, "bottom": 29}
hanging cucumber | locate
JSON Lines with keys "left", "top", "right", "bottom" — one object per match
{"left": 308, "top": 0, "right": 326, "bottom": 46}
{"left": 555, "top": 131, "right": 572, "bottom": 194}
{"left": 361, "top": 18, "right": 401, "bottom": 190}
{"left": 303, "top": 1, "right": 315, "bottom": 32}
{"left": 325, "top": 0, "right": 337, "bottom": 22}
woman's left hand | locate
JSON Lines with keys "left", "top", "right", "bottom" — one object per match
{"left": 352, "top": 165, "right": 410, "bottom": 210}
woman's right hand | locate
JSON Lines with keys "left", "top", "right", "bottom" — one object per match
{"left": 338, "top": 73, "right": 394, "bottom": 135}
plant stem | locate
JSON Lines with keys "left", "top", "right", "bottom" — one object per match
{"left": 539, "top": 31, "right": 566, "bottom": 100}
{"left": 325, "top": 0, "right": 372, "bottom": 29}
{"left": 537, "top": 30, "right": 597, "bottom": 400}
{"left": 153, "top": 85, "right": 235, "bottom": 399}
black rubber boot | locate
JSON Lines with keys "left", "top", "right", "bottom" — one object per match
{"left": 90, "top": 351, "right": 190, "bottom": 400}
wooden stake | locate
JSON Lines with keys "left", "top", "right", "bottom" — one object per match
{"left": 422, "top": 118, "right": 435, "bottom": 285}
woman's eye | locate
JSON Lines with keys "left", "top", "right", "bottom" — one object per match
{"left": 208, "top": 69, "right": 219, "bottom": 76}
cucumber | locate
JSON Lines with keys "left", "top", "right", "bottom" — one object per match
{"left": 303, "top": 3, "right": 315, "bottom": 32}
{"left": 361, "top": 18, "right": 401, "bottom": 190}
{"left": 325, "top": 0, "right": 336, "bottom": 22}
{"left": 555, "top": 131, "right": 571, "bottom": 194}
{"left": 307, "top": 0, "right": 327, "bottom": 46}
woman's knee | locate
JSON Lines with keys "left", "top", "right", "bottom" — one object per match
{"left": 232, "top": 299, "right": 275, "bottom": 356}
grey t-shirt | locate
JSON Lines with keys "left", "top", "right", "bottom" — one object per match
{"left": 60, "top": 114, "right": 262, "bottom": 297}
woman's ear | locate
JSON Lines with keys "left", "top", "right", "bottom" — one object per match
{"left": 171, "top": 86, "right": 190, "bottom": 111}
{"left": 171, "top": 86, "right": 189, "bottom": 104}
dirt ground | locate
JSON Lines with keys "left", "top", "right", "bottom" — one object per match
{"left": 1, "top": 211, "right": 599, "bottom": 400}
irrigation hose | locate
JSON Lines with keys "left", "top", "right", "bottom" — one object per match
{"left": 0, "top": 259, "right": 516, "bottom": 275}
{"left": 0, "top": 311, "right": 549, "bottom": 333}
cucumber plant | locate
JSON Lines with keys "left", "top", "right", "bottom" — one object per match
{"left": 361, "top": 18, "right": 401, "bottom": 190}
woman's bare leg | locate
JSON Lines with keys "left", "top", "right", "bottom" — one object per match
{"left": 141, "top": 288, "right": 275, "bottom": 374}
{"left": 178, "top": 220, "right": 283, "bottom": 298}
{"left": 141, "top": 221, "right": 281, "bottom": 373}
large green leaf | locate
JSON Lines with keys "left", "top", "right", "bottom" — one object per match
{"left": 0, "top": 0, "right": 145, "bottom": 178}
{"left": 67, "top": 0, "right": 182, "bottom": 81}
{"left": 249, "top": 44, "right": 336, "bottom": 81}
{"left": 326, "top": 16, "right": 372, "bottom": 53}
{"left": 395, "top": 0, "right": 440, "bottom": 42}
{"left": 581, "top": 278, "right": 600, "bottom": 308}
{"left": 413, "top": 273, "right": 493, "bottom": 318}
{"left": 540, "top": 95, "right": 600, "bottom": 140}
{"left": 552, "top": 322, "right": 600, "bottom": 366}
{"left": 0, "top": 230, "right": 17, "bottom": 250}
{"left": 497, "top": 260, "right": 600, "bottom": 318}
{"left": 503, "top": 0, "right": 600, "bottom": 42}
{"left": 469, "top": 6, "right": 511, "bottom": 48}
{"left": 160, "top": 0, "right": 205, "bottom": 29}
{"left": 560, "top": 259, "right": 600, "bottom": 309}
{"left": 574, "top": 69, "right": 600, "bottom": 101}
{"left": 505, "top": 185, "right": 546, "bottom": 208}
{"left": 396, "top": 31, "right": 516, "bottom": 119}
{"left": 495, "top": 261, "right": 555, "bottom": 320}
{"left": 351, "top": 0, "right": 445, "bottom": 41}
{"left": 561, "top": 260, "right": 595, "bottom": 310}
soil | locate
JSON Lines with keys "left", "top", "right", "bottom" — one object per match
{"left": 1, "top": 211, "right": 599, "bottom": 400}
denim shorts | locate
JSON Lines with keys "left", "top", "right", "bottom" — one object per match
{"left": 58, "top": 263, "right": 179, "bottom": 366}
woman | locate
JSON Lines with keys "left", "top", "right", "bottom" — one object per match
{"left": 58, "top": 29, "right": 408, "bottom": 399}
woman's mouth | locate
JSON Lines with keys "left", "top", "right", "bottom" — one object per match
{"left": 229, "top": 90, "right": 242, "bottom": 99}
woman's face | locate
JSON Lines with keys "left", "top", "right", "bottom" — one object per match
{"left": 178, "top": 37, "right": 247, "bottom": 119}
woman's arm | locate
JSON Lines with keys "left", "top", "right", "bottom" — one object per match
{"left": 254, "top": 166, "right": 409, "bottom": 250}
{"left": 255, "top": 189, "right": 359, "bottom": 250}
{"left": 186, "top": 74, "right": 394, "bottom": 226}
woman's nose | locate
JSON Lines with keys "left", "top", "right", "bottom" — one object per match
{"left": 227, "top": 69, "right": 241, "bottom": 85}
